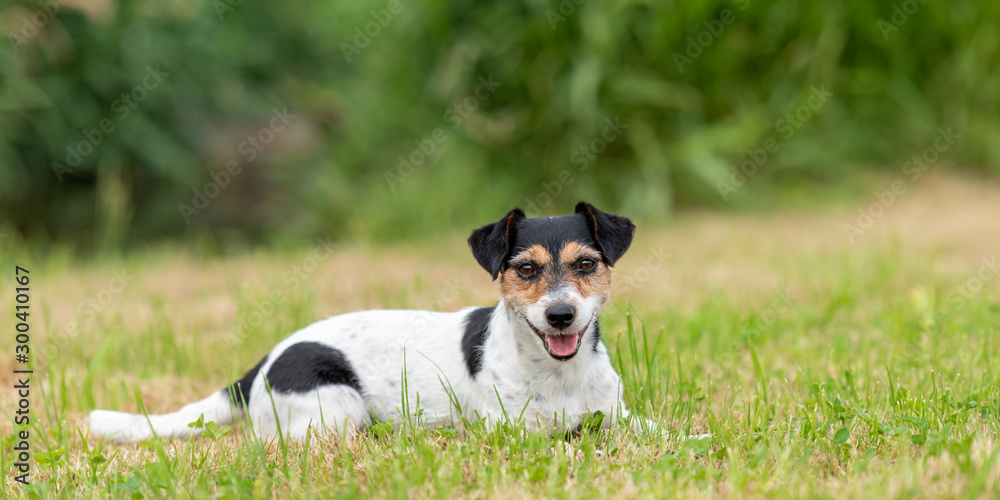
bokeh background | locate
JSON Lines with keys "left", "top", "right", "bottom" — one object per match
{"left": 2, "top": 0, "right": 998, "bottom": 254}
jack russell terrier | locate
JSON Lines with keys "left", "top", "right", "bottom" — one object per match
{"left": 89, "top": 202, "right": 652, "bottom": 441}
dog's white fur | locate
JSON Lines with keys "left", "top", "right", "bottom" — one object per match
{"left": 89, "top": 298, "right": 642, "bottom": 442}
{"left": 90, "top": 205, "right": 652, "bottom": 442}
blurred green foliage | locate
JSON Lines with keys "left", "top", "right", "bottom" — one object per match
{"left": 1, "top": 0, "right": 998, "bottom": 251}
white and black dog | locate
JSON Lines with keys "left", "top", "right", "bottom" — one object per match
{"left": 89, "top": 202, "right": 648, "bottom": 442}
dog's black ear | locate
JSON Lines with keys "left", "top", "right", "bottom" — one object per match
{"left": 575, "top": 202, "right": 636, "bottom": 266}
{"left": 468, "top": 208, "right": 526, "bottom": 280}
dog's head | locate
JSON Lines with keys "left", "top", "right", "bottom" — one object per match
{"left": 468, "top": 202, "right": 635, "bottom": 361}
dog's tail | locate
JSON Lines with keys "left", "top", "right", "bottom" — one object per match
{"left": 88, "top": 356, "right": 266, "bottom": 442}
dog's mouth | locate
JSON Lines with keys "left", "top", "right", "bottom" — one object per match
{"left": 525, "top": 316, "right": 593, "bottom": 361}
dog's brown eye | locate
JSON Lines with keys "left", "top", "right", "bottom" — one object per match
{"left": 517, "top": 263, "right": 535, "bottom": 276}
{"left": 579, "top": 259, "right": 596, "bottom": 271}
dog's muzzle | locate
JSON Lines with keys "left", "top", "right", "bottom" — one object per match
{"left": 525, "top": 315, "right": 593, "bottom": 361}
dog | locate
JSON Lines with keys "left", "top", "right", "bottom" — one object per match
{"left": 89, "top": 202, "right": 648, "bottom": 442}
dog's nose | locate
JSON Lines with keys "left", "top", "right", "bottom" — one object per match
{"left": 545, "top": 304, "right": 576, "bottom": 329}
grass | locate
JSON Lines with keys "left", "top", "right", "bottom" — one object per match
{"left": 2, "top": 173, "right": 1000, "bottom": 498}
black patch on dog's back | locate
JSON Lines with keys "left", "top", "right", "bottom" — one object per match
{"left": 266, "top": 342, "right": 362, "bottom": 393}
{"left": 462, "top": 307, "right": 493, "bottom": 377}
{"left": 225, "top": 355, "right": 267, "bottom": 409}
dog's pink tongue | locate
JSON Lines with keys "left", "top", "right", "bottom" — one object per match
{"left": 547, "top": 334, "right": 579, "bottom": 357}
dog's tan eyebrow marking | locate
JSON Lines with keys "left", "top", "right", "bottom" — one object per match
{"left": 509, "top": 244, "right": 552, "bottom": 266}
{"left": 559, "top": 241, "right": 601, "bottom": 265}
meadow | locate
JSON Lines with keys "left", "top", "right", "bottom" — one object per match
{"left": 2, "top": 173, "right": 999, "bottom": 498}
